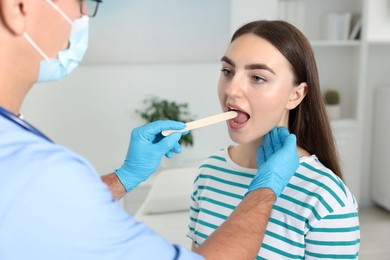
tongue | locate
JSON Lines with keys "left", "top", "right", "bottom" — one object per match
{"left": 233, "top": 111, "right": 249, "bottom": 124}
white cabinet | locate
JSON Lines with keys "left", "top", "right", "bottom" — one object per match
{"left": 371, "top": 86, "right": 390, "bottom": 211}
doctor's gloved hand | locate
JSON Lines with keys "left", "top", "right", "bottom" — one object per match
{"left": 247, "top": 127, "right": 300, "bottom": 197}
{"left": 115, "top": 120, "right": 187, "bottom": 192}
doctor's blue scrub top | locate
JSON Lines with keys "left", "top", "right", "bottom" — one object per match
{"left": 0, "top": 116, "right": 203, "bottom": 260}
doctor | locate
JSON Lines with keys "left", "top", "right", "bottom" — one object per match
{"left": 0, "top": 0, "right": 299, "bottom": 259}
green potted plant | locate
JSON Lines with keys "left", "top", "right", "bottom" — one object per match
{"left": 323, "top": 89, "right": 341, "bottom": 120}
{"left": 136, "top": 96, "right": 194, "bottom": 147}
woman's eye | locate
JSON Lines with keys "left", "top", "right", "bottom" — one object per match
{"left": 221, "top": 68, "right": 232, "bottom": 77}
{"left": 253, "top": 75, "right": 265, "bottom": 83}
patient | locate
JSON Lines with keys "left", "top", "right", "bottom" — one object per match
{"left": 187, "top": 20, "right": 360, "bottom": 259}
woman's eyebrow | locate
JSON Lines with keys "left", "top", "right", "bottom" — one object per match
{"left": 245, "top": 64, "right": 275, "bottom": 75}
{"left": 221, "top": 56, "right": 235, "bottom": 66}
{"left": 221, "top": 56, "right": 275, "bottom": 75}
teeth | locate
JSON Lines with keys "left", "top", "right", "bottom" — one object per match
{"left": 228, "top": 107, "right": 238, "bottom": 112}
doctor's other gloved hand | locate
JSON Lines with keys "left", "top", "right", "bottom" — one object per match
{"left": 115, "top": 120, "right": 187, "bottom": 192}
{"left": 247, "top": 127, "right": 299, "bottom": 197}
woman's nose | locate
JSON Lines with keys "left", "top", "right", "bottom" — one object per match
{"left": 225, "top": 75, "right": 244, "bottom": 97}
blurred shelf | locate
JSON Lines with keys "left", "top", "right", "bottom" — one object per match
{"left": 367, "top": 41, "right": 390, "bottom": 46}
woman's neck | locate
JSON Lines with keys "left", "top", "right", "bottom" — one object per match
{"left": 228, "top": 142, "right": 310, "bottom": 169}
{"left": 228, "top": 143, "right": 259, "bottom": 169}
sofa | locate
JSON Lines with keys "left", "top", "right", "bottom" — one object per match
{"left": 134, "top": 166, "right": 198, "bottom": 249}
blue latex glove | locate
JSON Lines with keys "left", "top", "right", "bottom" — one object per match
{"left": 115, "top": 120, "right": 187, "bottom": 192}
{"left": 247, "top": 127, "right": 300, "bottom": 197}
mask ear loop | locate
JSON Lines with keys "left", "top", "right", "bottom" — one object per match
{"left": 23, "top": 33, "right": 50, "bottom": 61}
{"left": 43, "top": 0, "right": 74, "bottom": 26}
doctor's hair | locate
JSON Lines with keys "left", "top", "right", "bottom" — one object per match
{"left": 231, "top": 20, "right": 343, "bottom": 180}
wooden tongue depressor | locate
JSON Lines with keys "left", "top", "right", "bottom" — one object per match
{"left": 161, "top": 111, "right": 238, "bottom": 136}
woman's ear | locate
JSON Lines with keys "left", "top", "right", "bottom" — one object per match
{"left": 286, "top": 82, "right": 308, "bottom": 110}
{"left": 0, "top": 0, "right": 28, "bottom": 35}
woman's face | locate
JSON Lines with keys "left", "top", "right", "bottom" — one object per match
{"left": 218, "top": 33, "right": 304, "bottom": 145}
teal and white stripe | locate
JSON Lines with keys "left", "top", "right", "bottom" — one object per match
{"left": 187, "top": 148, "right": 360, "bottom": 259}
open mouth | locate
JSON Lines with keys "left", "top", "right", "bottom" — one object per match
{"left": 228, "top": 107, "right": 250, "bottom": 125}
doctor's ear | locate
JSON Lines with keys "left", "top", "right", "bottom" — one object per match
{"left": 286, "top": 82, "right": 308, "bottom": 110}
{"left": 0, "top": 0, "right": 28, "bottom": 35}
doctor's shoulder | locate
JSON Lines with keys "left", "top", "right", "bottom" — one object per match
{"left": 0, "top": 127, "right": 102, "bottom": 197}
{"left": 35, "top": 141, "right": 102, "bottom": 188}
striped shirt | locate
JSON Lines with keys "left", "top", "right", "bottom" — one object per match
{"left": 187, "top": 148, "right": 360, "bottom": 259}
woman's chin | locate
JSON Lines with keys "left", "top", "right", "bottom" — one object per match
{"left": 228, "top": 131, "right": 259, "bottom": 145}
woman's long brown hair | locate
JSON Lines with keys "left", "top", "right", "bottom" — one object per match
{"left": 231, "top": 20, "right": 343, "bottom": 180}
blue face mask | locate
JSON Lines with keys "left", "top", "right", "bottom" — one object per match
{"left": 23, "top": 1, "right": 89, "bottom": 83}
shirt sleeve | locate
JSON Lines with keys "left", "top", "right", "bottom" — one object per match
{"left": 0, "top": 151, "right": 203, "bottom": 260}
{"left": 304, "top": 204, "right": 360, "bottom": 259}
